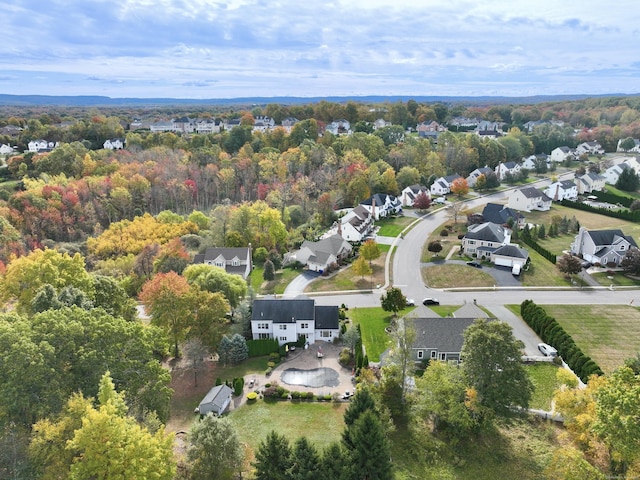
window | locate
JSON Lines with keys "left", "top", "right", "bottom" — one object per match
{"left": 215, "top": 261, "right": 224, "bottom": 268}
{"left": 321, "top": 331, "right": 331, "bottom": 338}
{"left": 257, "top": 323, "right": 269, "bottom": 330}
{"left": 440, "top": 353, "right": 446, "bottom": 361}
{"left": 258, "top": 333, "right": 270, "bottom": 339}
{"left": 300, "top": 323, "right": 309, "bottom": 329}
{"left": 279, "top": 324, "right": 287, "bottom": 330}
{"left": 279, "top": 336, "right": 287, "bottom": 342}
{"left": 232, "top": 258, "right": 240, "bottom": 266}
{"left": 417, "top": 351, "right": 424, "bottom": 359}
{"left": 430, "top": 351, "right": 437, "bottom": 359}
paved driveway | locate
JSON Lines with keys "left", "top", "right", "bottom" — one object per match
{"left": 283, "top": 271, "right": 321, "bottom": 296}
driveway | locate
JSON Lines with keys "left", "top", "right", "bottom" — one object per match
{"left": 283, "top": 271, "right": 320, "bottom": 296}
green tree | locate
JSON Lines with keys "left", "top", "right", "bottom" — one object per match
{"left": 593, "top": 366, "right": 640, "bottom": 476}
{"left": 619, "top": 137, "right": 637, "bottom": 152}
{"left": 616, "top": 167, "right": 640, "bottom": 192}
{"left": 91, "top": 274, "right": 137, "bottom": 321}
{"left": 557, "top": 253, "right": 582, "bottom": 278}
{"left": 461, "top": 319, "right": 533, "bottom": 419}
{"left": 253, "top": 431, "right": 292, "bottom": 480}
{"left": 183, "top": 264, "right": 248, "bottom": 309}
{"left": 343, "top": 388, "right": 377, "bottom": 448}
{"left": 218, "top": 333, "right": 249, "bottom": 365}
{"left": 415, "top": 361, "right": 478, "bottom": 438}
{"left": 543, "top": 446, "right": 605, "bottom": 480}
{"left": 186, "top": 414, "right": 244, "bottom": 480}
{"left": 380, "top": 287, "right": 406, "bottom": 317}
{"left": 289, "top": 436, "right": 320, "bottom": 480}
{"left": 318, "top": 442, "right": 348, "bottom": 480}
{"left": 263, "top": 259, "right": 276, "bottom": 281}
{"left": 427, "top": 240, "right": 443, "bottom": 256}
{"left": 345, "top": 410, "right": 392, "bottom": 480}
{"left": 352, "top": 255, "right": 372, "bottom": 279}
{"left": 360, "top": 239, "right": 381, "bottom": 268}
{"left": 386, "top": 318, "right": 416, "bottom": 407}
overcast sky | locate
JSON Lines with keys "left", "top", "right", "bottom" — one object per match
{"left": 2, "top": 0, "right": 639, "bottom": 99}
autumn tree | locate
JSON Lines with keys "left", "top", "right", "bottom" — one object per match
{"left": 139, "top": 271, "right": 192, "bottom": 357}
{"left": 187, "top": 414, "right": 244, "bottom": 480}
{"left": 543, "top": 447, "right": 605, "bottom": 480}
{"left": 413, "top": 191, "right": 432, "bottom": 210}
{"left": 352, "top": 255, "right": 372, "bottom": 279}
{"left": 360, "top": 239, "right": 381, "bottom": 268}
{"left": 557, "top": 253, "right": 582, "bottom": 278}
{"left": 450, "top": 177, "right": 469, "bottom": 196}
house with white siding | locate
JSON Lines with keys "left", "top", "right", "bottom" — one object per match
{"left": 544, "top": 180, "right": 578, "bottom": 201}
{"left": 508, "top": 186, "right": 552, "bottom": 212}
{"left": 430, "top": 174, "right": 462, "bottom": 196}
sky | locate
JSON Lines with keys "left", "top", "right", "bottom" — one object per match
{"left": 2, "top": 0, "right": 640, "bottom": 99}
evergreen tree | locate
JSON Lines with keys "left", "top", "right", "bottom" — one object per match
{"left": 263, "top": 259, "right": 276, "bottom": 281}
{"left": 253, "top": 431, "right": 292, "bottom": 480}
{"left": 342, "top": 388, "right": 377, "bottom": 449}
{"left": 537, "top": 224, "right": 546, "bottom": 239}
{"left": 318, "top": 442, "right": 348, "bottom": 480}
{"left": 187, "top": 415, "right": 244, "bottom": 480}
{"left": 289, "top": 436, "right": 320, "bottom": 480}
{"left": 218, "top": 333, "right": 249, "bottom": 365}
{"left": 346, "top": 411, "right": 392, "bottom": 480}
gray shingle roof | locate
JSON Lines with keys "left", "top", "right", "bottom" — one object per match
{"left": 411, "top": 317, "right": 477, "bottom": 352}
{"left": 314, "top": 306, "right": 339, "bottom": 330}
{"left": 252, "top": 299, "right": 315, "bottom": 323}
{"left": 482, "top": 203, "right": 522, "bottom": 225}
{"left": 464, "top": 222, "right": 506, "bottom": 243}
{"left": 492, "top": 244, "right": 529, "bottom": 260}
{"left": 586, "top": 229, "right": 638, "bottom": 248}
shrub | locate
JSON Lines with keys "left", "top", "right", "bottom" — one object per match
{"left": 291, "top": 391, "right": 301, "bottom": 399}
{"left": 440, "top": 229, "right": 449, "bottom": 236}
{"left": 281, "top": 392, "right": 290, "bottom": 400}
{"left": 265, "top": 367, "right": 273, "bottom": 376}
{"left": 246, "top": 392, "right": 258, "bottom": 401}
{"left": 267, "top": 361, "right": 276, "bottom": 368}
{"left": 268, "top": 352, "right": 281, "bottom": 363}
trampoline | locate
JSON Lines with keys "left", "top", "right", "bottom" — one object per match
{"left": 280, "top": 367, "right": 340, "bottom": 388}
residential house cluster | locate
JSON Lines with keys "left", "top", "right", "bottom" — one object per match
{"left": 27, "top": 139, "right": 59, "bottom": 152}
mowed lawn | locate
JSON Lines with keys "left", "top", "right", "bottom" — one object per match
{"left": 423, "top": 263, "right": 495, "bottom": 288}
{"left": 229, "top": 401, "right": 348, "bottom": 469}
{"left": 537, "top": 304, "right": 640, "bottom": 373}
{"left": 376, "top": 215, "right": 414, "bottom": 237}
{"left": 348, "top": 306, "right": 400, "bottom": 361}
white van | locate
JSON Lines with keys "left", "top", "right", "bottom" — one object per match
{"left": 434, "top": 197, "right": 447, "bottom": 205}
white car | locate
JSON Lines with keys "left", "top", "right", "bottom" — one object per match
{"left": 538, "top": 343, "right": 558, "bottom": 357}
{"left": 406, "top": 298, "right": 415, "bottom": 307}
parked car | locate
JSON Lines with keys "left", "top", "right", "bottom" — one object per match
{"left": 466, "top": 261, "right": 482, "bottom": 268}
{"left": 422, "top": 298, "right": 440, "bottom": 306}
{"left": 538, "top": 343, "right": 558, "bottom": 357}
{"left": 406, "top": 298, "right": 415, "bottom": 307}
{"left": 341, "top": 391, "right": 353, "bottom": 400}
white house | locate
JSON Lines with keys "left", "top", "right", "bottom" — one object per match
{"left": 281, "top": 117, "right": 299, "bottom": 132}
{"left": 616, "top": 138, "right": 640, "bottom": 153}
{"left": 466, "top": 167, "right": 494, "bottom": 187}
{"left": 360, "top": 193, "right": 402, "bottom": 220}
{"left": 495, "top": 161, "right": 522, "bottom": 181}
{"left": 544, "top": 179, "right": 578, "bottom": 201}
{"left": 550, "top": 146, "right": 576, "bottom": 163}
{"left": 373, "top": 118, "right": 391, "bottom": 130}
{"left": 576, "top": 141, "right": 605, "bottom": 156}
{"left": 430, "top": 174, "right": 462, "bottom": 196}
{"left": 284, "top": 234, "right": 352, "bottom": 272}
{"left": 603, "top": 162, "right": 632, "bottom": 185}
{"left": 401, "top": 185, "right": 430, "bottom": 207}
{"left": 336, "top": 205, "right": 374, "bottom": 242}
{"left": 28, "top": 139, "right": 58, "bottom": 152}
{"left": 251, "top": 298, "right": 340, "bottom": 345}
{"left": 508, "top": 187, "right": 552, "bottom": 212}
{"left": 103, "top": 138, "right": 125, "bottom": 150}
{"left": 195, "top": 119, "right": 222, "bottom": 134}
{"left": 325, "top": 119, "right": 351, "bottom": 135}
{"left": 0, "top": 144, "right": 15, "bottom": 155}
{"left": 571, "top": 227, "right": 638, "bottom": 266}
{"left": 252, "top": 116, "right": 276, "bottom": 133}
{"left": 193, "top": 247, "right": 253, "bottom": 279}
{"left": 575, "top": 172, "right": 606, "bottom": 194}
{"left": 522, "top": 154, "right": 551, "bottom": 171}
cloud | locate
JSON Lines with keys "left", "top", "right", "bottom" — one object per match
{"left": 0, "top": 0, "right": 639, "bottom": 97}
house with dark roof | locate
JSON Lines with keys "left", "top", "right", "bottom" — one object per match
{"left": 508, "top": 186, "right": 551, "bottom": 212}
{"left": 193, "top": 247, "right": 253, "bottom": 279}
{"left": 576, "top": 141, "right": 605, "bottom": 156}
{"left": 495, "top": 161, "right": 522, "bottom": 181}
{"left": 571, "top": 227, "right": 638, "bottom": 266}
{"left": 28, "top": 139, "right": 58, "bottom": 152}
{"left": 251, "top": 298, "right": 340, "bottom": 345}
{"left": 430, "top": 174, "right": 462, "bottom": 196}
{"left": 481, "top": 203, "right": 524, "bottom": 228}
{"left": 550, "top": 146, "right": 576, "bottom": 163}
{"left": 360, "top": 193, "right": 402, "bottom": 220}
{"left": 338, "top": 205, "right": 374, "bottom": 242}
{"left": 544, "top": 179, "right": 578, "bottom": 201}
{"left": 407, "top": 304, "right": 493, "bottom": 363}
{"left": 197, "top": 384, "right": 233, "bottom": 416}
{"left": 491, "top": 244, "right": 529, "bottom": 269}
{"left": 466, "top": 167, "right": 494, "bottom": 187}
{"left": 284, "top": 234, "right": 352, "bottom": 272}
{"left": 400, "top": 184, "right": 430, "bottom": 207}
{"left": 522, "top": 154, "right": 551, "bottom": 170}
{"left": 462, "top": 222, "right": 509, "bottom": 258}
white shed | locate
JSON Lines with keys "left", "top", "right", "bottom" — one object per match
{"left": 198, "top": 384, "right": 233, "bottom": 416}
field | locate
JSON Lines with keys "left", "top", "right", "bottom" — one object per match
{"left": 423, "top": 263, "right": 495, "bottom": 288}
{"left": 305, "top": 254, "right": 386, "bottom": 292}
{"left": 376, "top": 215, "right": 414, "bottom": 237}
{"left": 526, "top": 362, "right": 563, "bottom": 410}
{"left": 523, "top": 304, "right": 640, "bottom": 373}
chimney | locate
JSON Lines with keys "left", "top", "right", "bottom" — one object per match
{"left": 371, "top": 195, "right": 376, "bottom": 220}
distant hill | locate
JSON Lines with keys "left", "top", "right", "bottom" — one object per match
{"left": 1, "top": 93, "right": 638, "bottom": 107}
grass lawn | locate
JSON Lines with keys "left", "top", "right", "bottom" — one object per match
{"left": 526, "top": 362, "right": 562, "bottom": 410}
{"left": 347, "top": 306, "right": 403, "bottom": 361}
{"left": 229, "top": 400, "right": 348, "bottom": 470}
{"left": 376, "top": 215, "right": 414, "bottom": 237}
{"left": 604, "top": 184, "right": 640, "bottom": 200}
{"left": 423, "top": 263, "right": 495, "bottom": 288}
{"left": 421, "top": 222, "right": 467, "bottom": 262}
{"left": 520, "top": 249, "right": 571, "bottom": 287}
{"left": 535, "top": 304, "right": 640, "bottom": 373}
{"left": 591, "top": 271, "right": 640, "bottom": 287}
{"left": 305, "top": 254, "right": 386, "bottom": 293}
{"left": 250, "top": 267, "right": 302, "bottom": 294}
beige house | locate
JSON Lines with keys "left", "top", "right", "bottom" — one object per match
{"left": 508, "top": 187, "right": 552, "bottom": 212}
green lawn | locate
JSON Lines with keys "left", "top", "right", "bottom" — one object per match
{"left": 249, "top": 267, "right": 302, "bottom": 294}
{"left": 376, "top": 216, "right": 414, "bottom": 237}
{"left": 591, "top": 271, "right": 640, "bottom": 286}
{"left": 526, "top": 362, "right": 562, "bottom": 410}
{"left": 423, "top": 263, "right": 495, "bottom": 288}
{"left": 535, "top": 304, "right": 640, "bottom": 373}
{"left": 305, "top": 255, "right": 386, "bottom": 293}
{"left": 229, "top": 400, "right": 347, "bottom": 466}
{"left": 348, "top": 306, "right": 401, "bottom": 361}
{"left": 520, "top": 249, "right": 571, "bottom": 287}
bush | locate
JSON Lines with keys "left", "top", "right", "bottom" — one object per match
{"left": 440, "top": 229, "right": 449, "bottom": 236}
{"left": 265, "top": 367, "right": 273, "bottom": 376}
{"left": 267, "top": 361, "right": 276, "bottom": 368}
{"left": 268, "top": 352, "right": 281, "bottom": 363}
{"left": 246, "top": 392, "right": 258, "bottom": 401}
{"left": 291, "top": 391, "right": 301, "bottom": 399}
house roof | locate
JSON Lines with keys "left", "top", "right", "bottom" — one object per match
{"left": 199, "top": 384, "right": 232, "bottom": 413}
{"left": 361, "top": 193, "right": 399, "bottom": 207}
{"left": 482, "top": 203, "right": 522, "bottom": 225}
{"left": 559, "top": 180, "right": 577, "bottom": 188}
{"left": 464, "top": 222, "right": 506, "bottom": 243}
{"left": 197, "top": 247, "right": 250, "bottom": 263}
{"left": 411, "top": 317, "right": 478, "bottom": 353}
{"left": 452, "top": 302, "right": 489, "bottom": 319}
{"left": 252, "top": 299, "right": 316, "bottom": 323}
{"left": 301, "top": 234, "right": 351, "bottom": 258}
{"left": 517, "top": 186, "right": 545, "bottom": 199}
{"left": 444, "top": 174, "right": 462, "bottom": 183}
{"left": 492, "top": 244, "right": 529, "bottom": 260}
{"left": 586, "top": 229, "right": 638, "bottom": 248}
{"left": 406, "top": 184, "right": 428, "bottom": 194}
{"left": 314, "top": 306, "right": 340, "bottom": 330}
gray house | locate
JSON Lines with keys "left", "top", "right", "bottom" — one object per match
{"left": 193, "top": 247, "right": 253, "bottom": 279}
{"left": 198, "top": 384, "right": 233, "bottom": 416}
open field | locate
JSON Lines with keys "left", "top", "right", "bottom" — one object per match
{"left": 521, "top": 304, "right": 640, "bottom": 373}
{"left": 376, "top": 215, "right": 414, "bottom": 236}
{"left": 305, "top": 254, "right": 386, "bottom": 292}
{"left": 423, "top": 263, "right": 495, "bottom": 288}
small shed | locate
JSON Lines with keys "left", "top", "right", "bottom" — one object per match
{"left": 198, "top": 384, "right": 233, "bottom": 416}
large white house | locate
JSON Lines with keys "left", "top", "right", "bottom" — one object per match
{"left": 544, "top": 180, "right": 578, "bottom": 201}
{"left": 550, "top": 146, "right": 576, "bottom": 163}
{"left": 400, "top": 185, "right": 430, "bottom": 207}
{"left": 103, "top": 138, "right": 125, "bottom": 150}
{"left": 575, "top": 172, "right": 606, "bottom": 194}
{"left": 28, "top": 139, "right": 58, "bottom": 152}
{"left": 336, "top": 205, "right": 374, "bottom": 242}
{"left": 360, "top": 193, "right": 402, "bottom": 220}
{"left": 251, "top": 298, "right": 340, "bottom": 345}
{"left": 284, "top": 234, "right": 353, "bottom": 272}
{"left": 576, "top": 141, "right": 605, "bottom": 156}
{"left": 430, "top": 174, "right": 462, "bottom": 196}
{"left": 495, "top": 161, "right": 521, "bottom": 181}
{"left": 508, "top": 187, "right": 552, "bottom": 212}
{"left": 466, "top": 167, "right": 494, "bottom": 188}
{"left": 571, "top": 227, "right": 638, "bottom": 266}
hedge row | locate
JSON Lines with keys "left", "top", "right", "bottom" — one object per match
{"left": 247, "top": 338, "right": 280, "bottom": 357}
{"left": 520, "top": 300, "right": 603, "bottom": 382}
{"left": 521, "top": 230, "right": 557, "bottom": 264}
{"left": 561, "top": 199, "right": 640, "bottom": 222}
{"left": 589, "top": 189, "right": 635, "bottom": 208}
{"left": 262, "top": 384, "right": 334, "bottom": 402}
